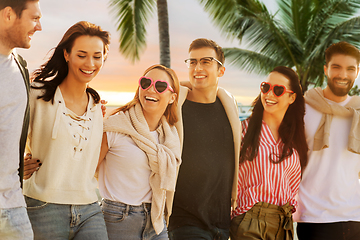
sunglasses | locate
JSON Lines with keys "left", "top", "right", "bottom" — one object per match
{"left": 260, "top": 82, "right": 294, "bottom": 97}
{"left": 139, "top": 76, "right": 174, "bottom": 94}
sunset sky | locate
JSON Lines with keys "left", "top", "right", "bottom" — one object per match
{"left": 16, "top": 0, "right": 360, "bottom": 106}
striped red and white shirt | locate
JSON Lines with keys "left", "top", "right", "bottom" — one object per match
{"left": 232, "top": 119, "right": 301, "bottom": 218}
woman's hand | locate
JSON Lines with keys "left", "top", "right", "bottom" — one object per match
{"left": 101, "top": 99, "right": 108, "bottom": 117}
{"left": 24, "top": 153, "right": 41, "bottom": 180}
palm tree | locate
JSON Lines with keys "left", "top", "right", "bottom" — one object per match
{"left": 197, "top": 0, "right": 360, "bottom": 92}
{"left": 109, "top": 0, "right": 171, "bottom": 67}
{"left": 349, "top": 85, "right": 360, "bottom": 96}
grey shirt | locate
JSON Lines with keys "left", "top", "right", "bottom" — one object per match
{"left": 0, "top": 52, "right": 27, "bottom": 208}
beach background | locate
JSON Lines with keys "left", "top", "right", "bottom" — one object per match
{"left": 18, "top": 1, "right": 360, "bottom": 239}
{"left": 16, "top": 0, "right": 288, "bottom": 108}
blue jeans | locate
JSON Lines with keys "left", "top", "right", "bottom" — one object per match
{"left": 0, "top": 207, "right": 33, "bottom": 240}
{"left": 25, "top": 196, "right": 108, "bottom": 240}
{"left": 168, "top": 225, "right": 229, "bottom": 240}
{"left": 101, "top": 199, "right": 168, "bottom": 240}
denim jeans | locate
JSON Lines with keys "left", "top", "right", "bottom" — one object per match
{"left": 101, "top": 199, "right": 168, "bottom": 240}
{"left": 25, "top": 196, "right": 108, "bottom": 240}
{"left": 0, "top": 207, "right": 34, "bottom": 240}
{"left": 168, "top": 225, "right": 229, "bottom": 240}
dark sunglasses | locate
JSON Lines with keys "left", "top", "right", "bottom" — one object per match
{"left": 139, "top": 76, "right": 174, "bottom": 94}
{"left": 260, "top": 82, "right": 294, "bottom": 97}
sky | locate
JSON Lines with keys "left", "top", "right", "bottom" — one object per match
{"left": 16, "top": 0, "right": 360, "bottom": 106}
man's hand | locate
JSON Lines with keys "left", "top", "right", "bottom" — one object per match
{"left": 24, "top": 153, "right": 41, "bottom": 180}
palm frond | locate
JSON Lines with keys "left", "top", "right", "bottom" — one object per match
{"left": 224, "top": 48, "right": 282, "bottom": 75}
{"left": 197, "top": 0, "right": 238, "bottom": 31}
{"left": 109, "top": 0, "right": 156, "bottom": 62}
{"left": 228, "top": 14, "right": 303, "bottom": 69}
{"left": 305, "top": 0, "right": 360, "bottom": 53}
{"left": 198, "top": 0, "right": 360, "bottom": 90}
{"left": 306, "top": 16, "right": 360, "bottom": 62}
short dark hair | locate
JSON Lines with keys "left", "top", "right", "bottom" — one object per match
{"left": 325, "top": 41, "right": 360, "bottom": 66}
{"left": 0, "top": 0, "right": 39, "bottom": 18}
{"left": 189, "top": 38, "right": 225, "bottom": 66}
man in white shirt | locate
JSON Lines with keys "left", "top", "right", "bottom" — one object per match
{"left": 0, "top": 0, "right": 41, "bottom": 239}
{"left": 296, "top": 41, "right": 360, "bottom": 240}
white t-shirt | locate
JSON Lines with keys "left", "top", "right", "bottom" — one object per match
{"left": 0, "top": 53, "right": 27, "bottom": 208}
{"left": 295, "top": 96, "right": 360, "bottom": 223}
{"left": 98, "top": 131, "right": 159, "bottom": 205}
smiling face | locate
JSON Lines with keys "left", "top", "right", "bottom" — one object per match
{"left": 188, "top": 47, "right": 225, "bottom": 92}
{"left": 324, "top": 54, "right": 359, "bottom": 100}
{"left": 139, "top": 68, "right": 177, "bottom": 122}
{"left": 64, "top": 35, "right": 105, "bottom": 85}
{"left": 261, "top": 71, "right": 296, "bottom": 120}
{"left": 4, "top": 1, "right": 42, "bottom": 50}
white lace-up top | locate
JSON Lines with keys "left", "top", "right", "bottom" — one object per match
{"left": 24, "top": 86, "right": 103, "bottom": 204}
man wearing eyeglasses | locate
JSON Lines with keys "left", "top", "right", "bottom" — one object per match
{"left": 295, "top": 41, "right": 360, "bottom": 240}
{"left": 169, "top": 38, "right": 241, "bottom": 240}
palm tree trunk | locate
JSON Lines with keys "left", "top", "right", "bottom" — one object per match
{"left": 157, "top": 0, "right": 171, "bottom": 68}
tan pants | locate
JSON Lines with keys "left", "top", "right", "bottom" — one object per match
{"left": 230, "top": 202, "right": 294, "bottom": 240}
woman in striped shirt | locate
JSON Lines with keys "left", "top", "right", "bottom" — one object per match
{"left": 230, "top": 66, "right": 308, "bottom": 240}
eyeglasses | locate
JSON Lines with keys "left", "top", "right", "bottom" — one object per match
{"left": 139, "top": 76, "right": 174, "bottom": 94}
{"left": 260, "top": 82, "right": 294, "bottom": 97}
{"left": 184, "top": 57, "right": 223, "bottom": 68}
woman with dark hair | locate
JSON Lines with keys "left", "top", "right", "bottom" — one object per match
{"left": 23, "top": 21, "right": 110, "bottom": 239}
{"left": 230, "top": 66, "right": 308, "bottom": 240}
{"left": 97, "top": 64, "right": 181, "bottom": 240}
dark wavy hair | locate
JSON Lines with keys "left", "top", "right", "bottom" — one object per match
{"left": 240, "top": 66, "right": 308, "bottom": 170}
{"left": 31, "top": 21, "right": 110, "bottom": 104}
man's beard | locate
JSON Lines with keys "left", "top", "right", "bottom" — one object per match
{"left": 327, "top": 77, "right": 353, "bottom": 97}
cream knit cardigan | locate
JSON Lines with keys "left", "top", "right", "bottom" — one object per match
{"left": 103, "top": 103, "right": 181, "bottom": 234}
{"left": 24, "top": 87, "right": 103, "bottom": 204}
{"left": 174, "top": 86, "right": 241, "bottom": 209}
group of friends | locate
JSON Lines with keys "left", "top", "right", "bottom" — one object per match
{"left": 1, "top": 1, "right": 360, "bottom": 240}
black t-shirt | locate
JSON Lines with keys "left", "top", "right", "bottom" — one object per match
{"left": 169, "top": 98, "right": 235, "bottom": 231}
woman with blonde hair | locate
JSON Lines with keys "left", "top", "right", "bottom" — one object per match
{"left": 97, "top": 64, "right": 181, "bottom": 240}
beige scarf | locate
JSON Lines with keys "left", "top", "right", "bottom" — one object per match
{"left": 103, "top": 103, "right": 181, "bottom": 234}
{"left": 305, "top": 87, "right": 360, "bottom": 154}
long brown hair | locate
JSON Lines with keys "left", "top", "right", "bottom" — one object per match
{"left": 112, "top": 64, "right": 179, "bottom": 126}
{"left": 31, "top": 21, "right": 110, "bottom": 104}
{"left": 240, "top": 66, "right": 308, "bottom": 170}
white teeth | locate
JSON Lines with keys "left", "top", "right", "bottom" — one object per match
{"left": 194, "top": 76, "right": 205, "bottom": 79}
{"left": 336, "top": 81, "right": 348, "bottom": 86}
{"left": 145, "top": 96, "right": 158, "bottom": 102}
{"left": 266, "top": 99, "right": 277, "bottom": 104}
{"left": 81, "top": 70, "right": 94, "bottom": 74}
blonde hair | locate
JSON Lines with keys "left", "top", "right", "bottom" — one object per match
{"left": 112, "top": 64, "right": 179, "bottom": 125}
